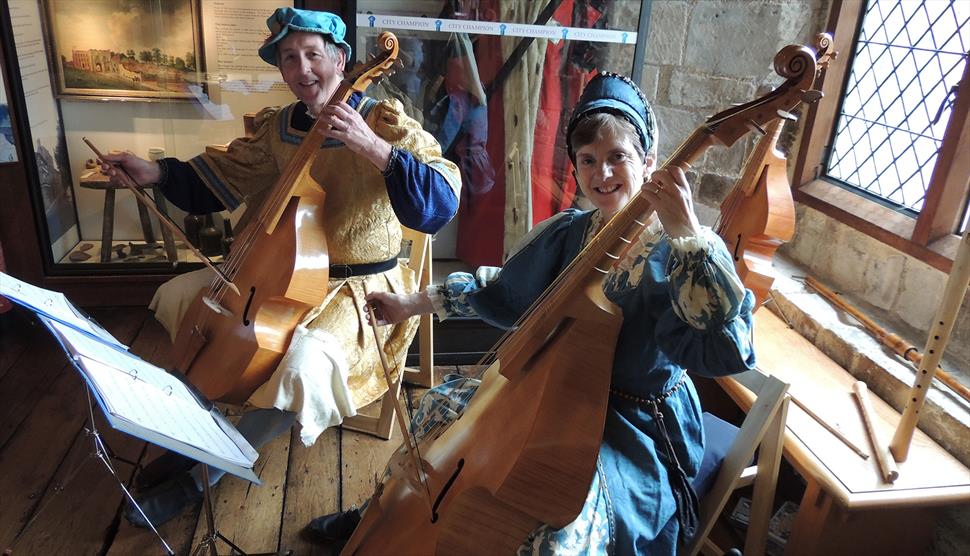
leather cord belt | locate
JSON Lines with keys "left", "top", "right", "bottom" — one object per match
{"left": 608, "top": 373, "right": 688, "bottom": 406}
{"left": 329, "top": 257, "right": 398, "bottom": 279}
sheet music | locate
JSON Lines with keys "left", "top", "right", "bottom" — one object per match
{"left": 5, "top": 272, "right": 258, "bottom": 481}
{"left": 78, "top": 356, "right": 251, "bottom": 467}
{"left": 0, "top": 271, "right": 124, "bottom": 348}
{"left": 48, "top": 320, "right": 199, "bottom": 406}
{"left": 40, "top": 318, "right": 252, "bottom": 468}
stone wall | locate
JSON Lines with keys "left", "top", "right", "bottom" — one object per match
{"left": 641, "top": 0, "right": 829, "bottom": 223}
{"left": 636, "top": 1, "right": 969, "bottom": 555}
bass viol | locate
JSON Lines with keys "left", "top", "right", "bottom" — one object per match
{"left": 172, "top": 33, "right": 399, "bottom": 403}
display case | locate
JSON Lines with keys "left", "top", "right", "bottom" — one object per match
{"left": 0, "top": 0, "right": 650, "bottom": 306}
{"left": 354, "top": 0, "right": 650, "bottom": 268}
{"left": 1, "top": 0, "right": 296, "bottom": 278}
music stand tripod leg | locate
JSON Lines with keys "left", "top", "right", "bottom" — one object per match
{"left": 4, "top": 383, "right": 177, "bottom": 556}
{"left": 192, "top": 464, "right": 244, "bottom": 556}
{"left": 80, "top": 386, "right": 177, "bottom": 555}
{"left": 191, "top": 466, "right": 292, "bottom": 556}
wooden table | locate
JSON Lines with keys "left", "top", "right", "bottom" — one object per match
{"left": 719, "top": 310, "right": 970, "bottom": 556}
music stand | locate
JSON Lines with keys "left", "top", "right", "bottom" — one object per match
{"left": 0, "top": 272, "right": 285, "bottom": 555}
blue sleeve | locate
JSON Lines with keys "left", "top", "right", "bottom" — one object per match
{"left": 464, "top": 211, "right": 589, "bottom": 328}
{"left": 384, "top": 148, "right": 459, "bottom": 234}
{"left": 656, "top": 290, "right": 757, "bottom": 377}
{"left": 654, "top": 231, "right": 757, "bottom": 377}
{"left": 156, "top": 158, "right": 227, "bottom": 214}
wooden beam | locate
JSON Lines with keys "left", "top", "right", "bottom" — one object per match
{"left": 913, "top": 59, "right": 970, "bottom": 245}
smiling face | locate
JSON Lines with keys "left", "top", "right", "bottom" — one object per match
{"left": 277, "top": 31, "right": 345, "bottom": 115}
{"left": 572, "top": 116, "right": 653, "bottom": 217}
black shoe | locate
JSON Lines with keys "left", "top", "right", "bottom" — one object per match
{"left": 304, "top": 508, "right": 362, "bottom": 542}
{"left": 124, "top": 472, "right": 203, "bottom": 528}
{"left": 135, "top": 450, "right": 196, "bottom": 491}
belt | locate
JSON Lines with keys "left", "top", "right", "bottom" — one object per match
{"left": 329, "top": 257, "right": 398, "bottom": 279}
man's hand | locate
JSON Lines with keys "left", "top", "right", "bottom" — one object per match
{"left": 100, "top": 151, "right": 163, "bottom": 186}
{"left": 315, "top": 101, "right": 393, "bottom": 172}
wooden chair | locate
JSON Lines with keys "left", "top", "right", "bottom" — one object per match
{"left": 684, "top": 371, "right": 790, "bottom": 556}
{"left": 341, "top": 227, "right": 434, "bottom": 439}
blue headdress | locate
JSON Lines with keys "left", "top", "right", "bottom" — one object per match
{"left": 565, "top": 72, "right": 656, "bottom": 162}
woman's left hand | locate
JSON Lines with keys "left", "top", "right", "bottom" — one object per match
{"left": 642, "top": 165, "right": 701, "bottom": 239}
{"left": 316, "top": 101, "right": 393, "bottom": 171}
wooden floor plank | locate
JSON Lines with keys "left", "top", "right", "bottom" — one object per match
{"left": 0, "top": 340, "right": 78, "bottom": 451}
{"left": 0, "top": 309, "right": 41, "bottom": 382}
{"left": 0, "top": 369, "right": 92, "bottom": 548}
{"left": 126, "top": 313, "right": 175, "bottom": 370}
{"left": 0, "top": 307, "right": 148, "bottom": 450}
{"left": 106, "top": 463, "right": 202, "bottom": 556}
{"left": 1, "top": 305, "right": 461, "bottom": 555}
{"left": 9, "top": 412, "right": 142, "bottom": 556}
{"left": 280, "top": 426, "right": 340, "bottom": 555}
{"left": 340, "top": 420, "right": 403, "bottom": 511}
{"left": 189, "top": 431, "right": 291, "bottom": 553}
{"left": 104, "top": 309, "right": 203, "bottom": 556}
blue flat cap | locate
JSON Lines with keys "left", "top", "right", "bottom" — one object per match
{"left": 258, "top": 7, "right": 352, "bottom": 67}
{"left": 566, "top": 72, "right": 656, "bottom": 162}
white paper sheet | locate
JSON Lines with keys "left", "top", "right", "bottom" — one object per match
{"left": 0, "top": 271, "right": 124, "bottom": 348}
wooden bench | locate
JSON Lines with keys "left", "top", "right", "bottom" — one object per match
{"left": 718, "top": 310, "right": 970, "bottom": 555}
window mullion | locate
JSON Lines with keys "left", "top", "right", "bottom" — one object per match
{"left": 913, "top": 58, "right": 970, "bottom": 245}
{"left": 792, "top": 0, "right": 866, "bottom": 188}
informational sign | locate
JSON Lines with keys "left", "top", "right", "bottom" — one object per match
{"left": 201, "top": 0, "right": 294, "bottom": 113}
{"left": 8, "top": 0, "right": 80, "bottom": 260}
{"left": 357, "top": 13, "right": 638, "bottom": 45}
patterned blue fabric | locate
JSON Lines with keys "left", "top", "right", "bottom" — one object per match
{"left": 426, "top": 209, "right": 756, "bottom": 555}
{"left": 406, "top": 375, "right": 612, "bottom": 555}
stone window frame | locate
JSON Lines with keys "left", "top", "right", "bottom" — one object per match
{"left": 791, "top": 0, "right": 970, "bottom": 274}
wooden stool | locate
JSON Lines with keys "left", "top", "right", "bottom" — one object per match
{"left": 79, "top": 169, "right": 177, "bottom": 263}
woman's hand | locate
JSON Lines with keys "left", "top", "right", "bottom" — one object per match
{"left": 364, "top": 290, "right": 434, "bottom": 326}
{"left": 100, "top": 151, "right": 162, "bottom": 187}
{"left": 316, "top": 101, "right": 393, "bottom": 172}
{"left": 642, "top": 165, "right": 701, "bottom": 239}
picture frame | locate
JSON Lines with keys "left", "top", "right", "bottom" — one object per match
{"left": 0, "top": 31, "right": 17, "bottom": 164}
{"left": 1, "top": 60, "right": 17, "bottom": 164}
{"left": 43, "top": 0, "right": 205, "bottom": 101}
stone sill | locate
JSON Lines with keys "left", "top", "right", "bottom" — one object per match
{"left": 767, "top": 254, "right": 970, "bottom": 468}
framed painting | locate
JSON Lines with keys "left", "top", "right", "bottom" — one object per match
{"left": 43, "top": 0, "right": 204, "bottom": 101}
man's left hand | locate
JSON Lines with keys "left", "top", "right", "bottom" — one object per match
{"left": 316, "top": 101, "right": 393, "bottom": 171}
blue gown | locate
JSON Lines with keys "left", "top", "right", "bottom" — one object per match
{"left": 415, "top": 208, "right": 756, "bottom": 555}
